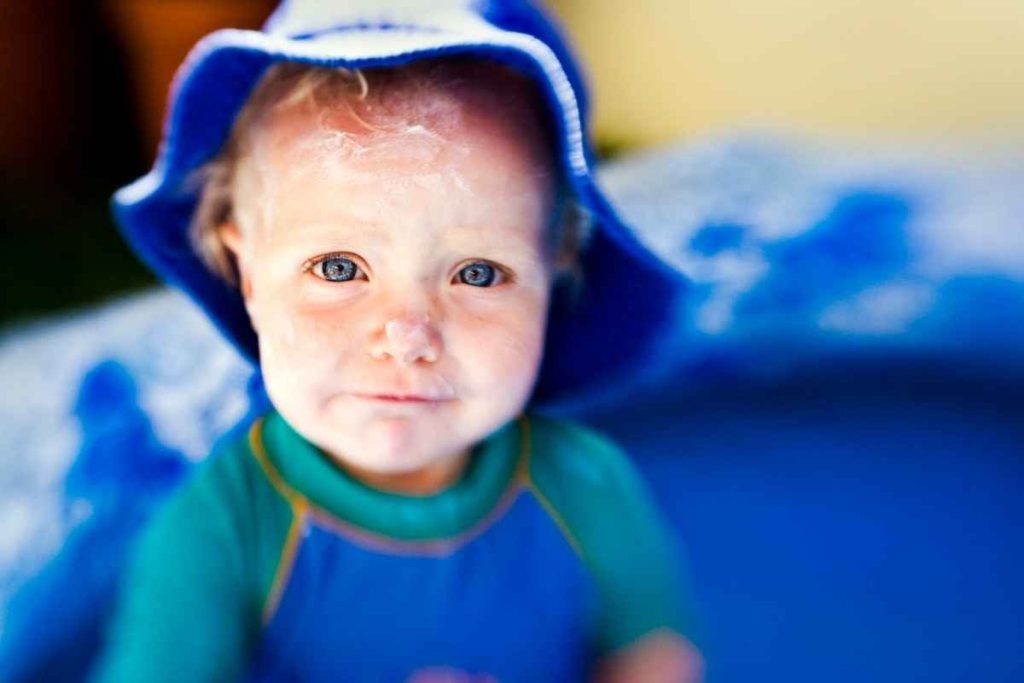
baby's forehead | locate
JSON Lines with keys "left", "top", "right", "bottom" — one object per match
{"left": 247, "top": 59, "right": 556, "bottom": 180}
{"left": 227, "top": 59, "right": 561, "bottom": 255}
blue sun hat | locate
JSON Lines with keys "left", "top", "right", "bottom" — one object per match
{"left": 113, "top": 0, "right": 688, "bottom": 409}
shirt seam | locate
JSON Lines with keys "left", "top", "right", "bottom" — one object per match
{"left": 247, "top": 418, "right": 309, "bottom": 624}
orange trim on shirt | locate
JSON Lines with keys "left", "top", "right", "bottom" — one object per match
{"left": 249, "top": 419, "right": 309, "bottom": 624}
{"left": 248, "top": 419, "right": 301, "bottom": 502}
{"left": 516, "top": 416, "right": 585, "bottom": 559}
{"left": 262, "top": 496, "right": 308, "bottom": 624}
{"left": 306, "top": 483, "right": 522, "bottom": 556}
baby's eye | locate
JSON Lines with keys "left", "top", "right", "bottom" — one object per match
{"left": 310, "top": 255, "right": 363, "bottom": 282}
{"left": 456, "top": 261, "right": 504, "bottom": 288}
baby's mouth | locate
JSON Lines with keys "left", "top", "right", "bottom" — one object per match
{"left": 357, "top": 393, "right": 445, "bottom": 403}
{"left": 348, "top": 376, "right": 457, "bottom": 405}
{"left": 350, "top": 388, "right": 457, "bottom": 405}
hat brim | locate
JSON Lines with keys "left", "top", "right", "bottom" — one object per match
{"left": 113, "top": 25, "right": 688, "bottom": 410}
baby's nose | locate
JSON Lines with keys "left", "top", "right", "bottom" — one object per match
{"left": 371, "top": 314, "right": 442, "bottom": 366}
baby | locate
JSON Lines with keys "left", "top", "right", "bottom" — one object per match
{"left": 94, "top": 2, "right": 701, "bottom": 681}
{"left": 206, "top": 59, "right": 575, "bottom": 497}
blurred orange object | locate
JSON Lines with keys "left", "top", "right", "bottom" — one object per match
{"left": 105, "top": 0, "right": 276, "bottom": 163}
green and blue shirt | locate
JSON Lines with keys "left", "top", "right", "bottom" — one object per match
{"left": 94, "top": 411, "right": 695, "bottom": 681}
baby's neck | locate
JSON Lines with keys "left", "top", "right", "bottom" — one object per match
{"left": 331, "top": 448, "right": 473, "bottom": 496}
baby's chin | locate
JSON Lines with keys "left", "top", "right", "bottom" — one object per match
{"left": 270, "top": 387, "right": 525, "bottom": 485}
{"left": 311, "top": 398, "right": 478, "bottom": 471}
{"left": 351, "top": 414, "right": 456, "bottom": 467}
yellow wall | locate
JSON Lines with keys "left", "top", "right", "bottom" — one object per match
{"left": 546, "top": 0, "right": 1024, "bottom": 148}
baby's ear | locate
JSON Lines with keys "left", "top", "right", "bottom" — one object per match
{"left": 217, "top": 221, "right": 255, "bottom": 304}
{"left": 552, "top": 201, "right": 589, "bottom": 273}
{"left": 552, "top": 239, "right": 578, "bottom": 274}
{"left": 218, "top": 220, "right": 244, "bottom": 256}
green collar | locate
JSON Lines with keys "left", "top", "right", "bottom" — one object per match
{"left": 255, "top": 411, "right": 527, "bottom": 542}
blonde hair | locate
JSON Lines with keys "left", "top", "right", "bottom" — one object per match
{"left": 189, "top": 58, "right": 590, "bottom": 286}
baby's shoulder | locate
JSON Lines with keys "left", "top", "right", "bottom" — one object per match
{"left": 521, "top": 414, "right": 690, "bottom": 653}
{"left": 176, "top": 419, "right": 273, "bottom": 509}
{"left": 523, "top": 414, "right": 645, "bottom": 499}
{"left": 146, "top": 415, "right": 292, "bottom": 552}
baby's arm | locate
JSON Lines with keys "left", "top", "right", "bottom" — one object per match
{"left": 90, "top": 437, "right": 268, "bottom": 682}
{"left": 582, "top": 454, "right": 705, "bottom": 683}
{"left": 593, "top": 630, "right": 704, "bottom": 683}
{"left": 526, "top": 417, "right": 704, "bottom": 682}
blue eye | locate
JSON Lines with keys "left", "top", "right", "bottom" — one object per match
{"left": 314, "top": 256, "right": 361, "bottom": 282}
{"left": 458, "top": 262, "right": 497, "bottom": 287}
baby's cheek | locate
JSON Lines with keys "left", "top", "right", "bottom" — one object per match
{"left": 259, "top": 303, "right": 357, "bottom": 385}
{"left": 453, "top": 303, "right": 547, "bottom": 388}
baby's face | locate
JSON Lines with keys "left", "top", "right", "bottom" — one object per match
{"left": 226, "top": 83, "right": 556, "bottom": 487}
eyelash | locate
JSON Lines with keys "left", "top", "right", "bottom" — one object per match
{"left": 303, "top": 253, "right": 367, "bottom": 282}
{"left": 303, "top": 254, "right": 512, "bottom": 287}
{"left": 454, "top": 260, "right": 510, "bottom": 288}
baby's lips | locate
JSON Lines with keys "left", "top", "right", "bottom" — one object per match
{"left": 353, "top": 380, "right": 457, "bottom": 402}
{"left": 357, "top": 393, "right": 449, "bottom": 403}
{"left": 347, "top": 370, "right": 457, "bottom": 402}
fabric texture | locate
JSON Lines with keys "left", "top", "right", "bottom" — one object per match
{"left": 92, "top": 410, "right": 692, "bottom": 682}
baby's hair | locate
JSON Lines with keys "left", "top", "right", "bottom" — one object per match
{"left": 190, "top": 56, "right": 590, "bottom": 287}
